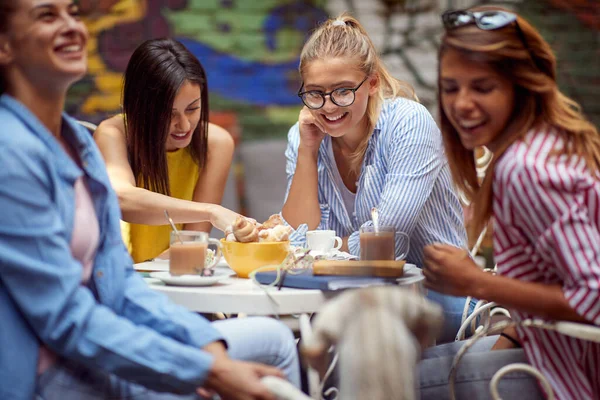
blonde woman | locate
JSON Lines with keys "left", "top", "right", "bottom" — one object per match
{"left": 423, "top": 7, "right": 600, "bottom": 398}
{"left": 281, "top": 14, "right": 472, "bottom": 343}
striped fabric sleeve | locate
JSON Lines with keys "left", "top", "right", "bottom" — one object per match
{"left": 347, "top": 106, "right": 443, "bottom": 257}
{"left": 508, "top": 161, "right": 600, "bottom": 325}
{"left": 281, "top": 123, "right": 330, "bottom": 247}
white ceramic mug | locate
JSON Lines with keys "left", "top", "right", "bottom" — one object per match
{"left": 306, "top": 230, "right": 343, "bottom": 253}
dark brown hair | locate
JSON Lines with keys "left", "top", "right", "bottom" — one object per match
{"left": 0, "top": 0, "right": 17, "bottom": 95}
{"left": 123, "top": 38, "right": 209, "bottom": 195}
{"left": 438, "top": 6, "right": 600, "bottom": 239}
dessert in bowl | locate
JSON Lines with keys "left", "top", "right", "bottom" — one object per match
{"left": 221, "top": 215, "right": 292, "bottom": 278}
{"left": 220, "top": 240, "right": 290, "bottom": 278}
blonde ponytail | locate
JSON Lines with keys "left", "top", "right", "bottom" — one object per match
{"left": 300, "top": 13, "right": 417, "bottom": 172}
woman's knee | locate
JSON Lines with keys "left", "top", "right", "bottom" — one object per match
{"left": 425, "top": 291, "right": 471, "bottom": 343}
{"left": 252, "top": 317, "right": 296, "bottom": 350}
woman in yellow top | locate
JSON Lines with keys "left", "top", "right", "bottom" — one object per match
{"left": 95, "top": 38, "right": 239, "bottom": 262}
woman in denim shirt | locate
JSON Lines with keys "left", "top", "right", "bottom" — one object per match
{"left": 282, "top": 14, "right": 473, "bottom": 343}
{"left": 0, "top": 1, "right": 298, "bottom": 399}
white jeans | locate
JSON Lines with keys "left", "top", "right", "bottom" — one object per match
{"left": 35, "top": 317, "right": 300, "bottom": 400}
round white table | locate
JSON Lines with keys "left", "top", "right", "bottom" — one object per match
{"left": 137, "top": 262, "right": 424, "bottom": 316}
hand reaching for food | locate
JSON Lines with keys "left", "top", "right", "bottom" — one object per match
{"left": 226, "top": 214, "right": 291, "bottom": 243}
{"left": 231, "top": 216, "right": 259, "bottom": 243}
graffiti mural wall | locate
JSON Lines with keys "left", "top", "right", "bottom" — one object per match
{"left": 69, "top": 0, "right": 328, "bottom": 139}
{"left": 69, "top": 0, "right": 599, "bottom": 140}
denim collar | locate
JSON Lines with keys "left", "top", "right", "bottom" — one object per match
{"left": 0, "top": 94, "right": 93, "bottom": 182}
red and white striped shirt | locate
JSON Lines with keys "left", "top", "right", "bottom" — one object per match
{"left": 493, "top": 126, "right": 600, "bottom": 399}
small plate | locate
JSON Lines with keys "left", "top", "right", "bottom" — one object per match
{"left": 134, "top": 260, "right": 169, "bottom": 273}
{"left": 135, "top": 258, "right": 229, "bottom": 273}
{"left": 149, "top": 270, "right": 233, "bottom": 287}
{"left": 307, "top": 249, "right": 358, "bottom": 260}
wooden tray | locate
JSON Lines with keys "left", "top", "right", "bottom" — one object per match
{"left": 313, "top": 260, "right": 405, "bottom": 278}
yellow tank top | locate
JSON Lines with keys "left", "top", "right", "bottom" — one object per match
{"left": 121, "top": 148, "right": 200, "bottom": 263}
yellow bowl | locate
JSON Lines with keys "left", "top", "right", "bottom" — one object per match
{"left": 220, "top": 239, "right": 290, "bottom": 278}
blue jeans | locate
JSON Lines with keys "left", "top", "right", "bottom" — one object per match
{"left": 426, "top": 290, "right": 478, "bottom": 344}
{"left": 35, "top": 317, "right": 300, "bottom": 400}
{"left": 419, "top": 336, "right": 544, "bottom": 399}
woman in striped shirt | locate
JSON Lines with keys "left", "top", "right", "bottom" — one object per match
{"left": 422, "top": 6, "right": 600, "bottom": 399}
{"left": 281, "top": 13, "right": 471, "bottom": 343}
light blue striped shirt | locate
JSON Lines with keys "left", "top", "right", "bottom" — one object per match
{"left": 283, "top": 97, "right": 467, "bottom": 266}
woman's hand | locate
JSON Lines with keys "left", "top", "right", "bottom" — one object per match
{"left": 208, "top": 205, "right": 241, "bottom": 232}
{"left": 423, "top": 243, "right": 486, "bottom": 297}
{"left": 298, "top": 107, "right": 326, "bottom": 152}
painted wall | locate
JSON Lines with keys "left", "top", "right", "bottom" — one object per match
{"left": 69, "top": 0, "right": 598, "bottom": 225}
{"left": 69, "top": 0, "right": 328, "bottom": 140}
{"left": 70, "top": 0, "right": 599, "bottom": 139}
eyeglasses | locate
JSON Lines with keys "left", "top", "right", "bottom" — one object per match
{"left": 297, "top": 76, "right": 369, "bottom": 110}
{"left": 442, "top": 9, "right": 543, "bottom": 71}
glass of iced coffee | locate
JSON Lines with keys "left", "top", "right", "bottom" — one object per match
{"left": 359, "top": 226, "right": 409, "bottom": 261}
{"left": 169, "top": 231, "right": 222, "bottom": 276}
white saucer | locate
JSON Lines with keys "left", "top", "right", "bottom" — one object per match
{"left": 135, "top": 259, "right": 169, "bottom": 273}
{"left": 307, "top": 249, "right": 358, "bottom": 260}
{"left": 149, "top": 270, "right": 233, "bottom": 287}
{"left": 135, "top": 258, "right": 229, "bottom": 273}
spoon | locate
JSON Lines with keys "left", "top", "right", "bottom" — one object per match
{"left": 371, "top": 207, "right": 380, "bottom": 234}
{"left": 164, "top": 210, "right": 183, "bottom": 244}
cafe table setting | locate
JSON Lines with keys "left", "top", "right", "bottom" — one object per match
{"left": 135, "top": 249, "right": 424, "bottom": 317}
{"left": 135, "top": 211, "right": 424, "bottom": 317}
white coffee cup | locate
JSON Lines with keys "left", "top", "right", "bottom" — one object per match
{"left": 306, "top": 230, "right": 343, "bottom": 253}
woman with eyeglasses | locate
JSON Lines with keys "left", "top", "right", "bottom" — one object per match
{"left": 421, "top": 6, "right": 599, "bottom": 399}
{"left": 281, "top": 13, "right": 472, "bottom": 343}
{"left": 0, "top": 1, "right": 300, "bottom": 399}
{"left": 95, "top": 38, "right": 241, "bottom": 263}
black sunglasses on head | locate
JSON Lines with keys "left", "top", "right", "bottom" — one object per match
{"left": 442, "top": 9, "right": 517, "bottom": 31}
{"left": 442, "top": 9, "right": 543, "bottom": 72}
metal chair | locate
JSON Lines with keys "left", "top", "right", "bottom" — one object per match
{"left": 77, "top": 120, "right": 98, "bottom": 134}
{"left": 450, "top": 317, "right": 600, "bottom": 400}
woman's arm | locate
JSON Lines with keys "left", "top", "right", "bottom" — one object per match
{"left": 184, "top": 123, "right": 234, "bottom": 233}
{"left": 476, "top": 274, "right": 589, "bottom": 323}
{"left": 94, "top": 117, "right": 238, "bottom": 231}
{"left": 282, "top": 146, "right": 321, "bottom": 229}
{"left": 423, "top": 244, "right": 589, "bottom": 322}
{"left": 0, "top": 144, "right": 219, "bottom": 393}
{"left": 282, "top": 108, "right": 326, "bottom": 230}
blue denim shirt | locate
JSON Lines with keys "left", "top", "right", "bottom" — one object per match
{"left": 0, "top": 95, "right": 224, "bottom": 400}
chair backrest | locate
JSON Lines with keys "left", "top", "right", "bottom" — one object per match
{"left": 77, "top": 120, "right": 98, "bottom": 135}
{"left": 452, "top": 319, "right": 600, "bottom": 400}
{"left": 301, "top": 287, "right": 443, "bottom": 400}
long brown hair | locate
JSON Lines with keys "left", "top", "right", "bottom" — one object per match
{"left": 299, "top": 13, "right": 417, "bottom": 172}
{"left": 439, "top": 6, "right": 600, "bottom": 239}
{"left": 122, "top": 38, "right": 209, "bottom": 195}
